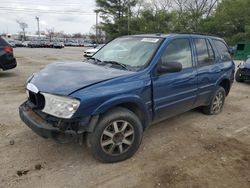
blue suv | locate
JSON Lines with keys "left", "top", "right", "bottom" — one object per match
{"left": 19, "top": 34, "right": 235, "bottom": 163}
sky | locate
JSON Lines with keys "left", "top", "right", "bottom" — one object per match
{"left": 0, "top": 0, "right": 97, "bottom": 34}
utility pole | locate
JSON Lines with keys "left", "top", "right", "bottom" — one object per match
{"left": 127, "top": 0, "right": 130, "bottom": 35}
{"left": 35, "top": 16, "right": 40, "bottom": 39}
{"left": 96, "top": 12, "right": 98, "bottom": 43}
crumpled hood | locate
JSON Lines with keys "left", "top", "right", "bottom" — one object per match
{"left": 29, "top": 61, "right": 132, "bottom": 95}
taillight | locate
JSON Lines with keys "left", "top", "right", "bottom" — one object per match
{"left": 4, "top": 47, "right": 13, "bottom": 53}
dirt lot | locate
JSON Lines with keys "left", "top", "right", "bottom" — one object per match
{"left": 0, "top": 47, "right": 250, "bottom": 188}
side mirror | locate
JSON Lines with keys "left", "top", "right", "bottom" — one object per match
{"left": 157, "top": 61, "right": 182, "bottom": 74}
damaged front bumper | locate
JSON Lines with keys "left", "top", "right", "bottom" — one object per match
{"left": 239, "top": 68, "right": 250, "bottom": 80}
{"left": 19, "top": 102, "right": 97, "bottom": 141}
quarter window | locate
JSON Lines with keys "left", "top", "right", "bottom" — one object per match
{"left": 160, "top": 39, "right": 192, "bottom": 70}
{"left": 213, "top": 39, "right": 231, "bottom": 62}
{"left": 194, "top": 39, "right": 215, "bottom": 66}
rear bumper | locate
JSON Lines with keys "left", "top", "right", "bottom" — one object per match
{"left": 0, "top": 58, "right": 17, "bottom": 70}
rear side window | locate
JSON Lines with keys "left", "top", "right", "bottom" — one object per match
{"left": 161, "top": 38, "right": 193, "bottom": 69}
{"left": 0, "top": 37, "right": 9, "bottom": 46}
{"left": 194, "top": 38, "right": 215, "bottom": 66}
{"left": 213, "top": 39, "right": 231, "bottom": 62}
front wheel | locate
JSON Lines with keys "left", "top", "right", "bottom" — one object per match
{"left": 202, "top": 86, "right": 226, "bottom": 115}
{"left": 87, "top": 107, "right": 143, "bottom": 163}
{"left": 235, "top": 69, "right": 244, "bottom": 82}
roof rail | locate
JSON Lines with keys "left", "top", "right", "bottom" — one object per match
{"left": 176, "top": 32, "right": 219, "bottom": 37}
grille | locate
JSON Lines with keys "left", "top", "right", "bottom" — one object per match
{"left": 28, "top": 91, "right": 45, "bottom": 109}
{"left": 243, "top": 68, "right": 250, "bottom": 73}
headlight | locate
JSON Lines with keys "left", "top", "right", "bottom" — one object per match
{"left": 41, "top": 93, "right": 80, "bottom": 119}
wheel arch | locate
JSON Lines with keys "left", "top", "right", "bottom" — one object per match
{"left": 218, "top": 78, "right": 231, "bottom": 96}
{"left": 92, "top": 95, "right": 150, "bottom": 130}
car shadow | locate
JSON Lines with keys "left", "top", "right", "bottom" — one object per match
{"left": 0, "top": 71, "right": 18, "bottom": 78}
{"left": 22, "top": 108, "right": 204, "bottom": 165}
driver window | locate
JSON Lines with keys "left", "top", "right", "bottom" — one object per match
{"left": 161, "top": 39, "right": 193, "bottom": 69}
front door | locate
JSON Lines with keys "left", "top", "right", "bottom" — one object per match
{"left": 152, "top": 38, "right": 198, "bottom": 121}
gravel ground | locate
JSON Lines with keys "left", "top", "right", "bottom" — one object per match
{"left": 0, "top": 47, "right": 249, "bottom": 188}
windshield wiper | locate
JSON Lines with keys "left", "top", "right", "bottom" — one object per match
{"left": 103, "top": 61, "right": 130, "bottom": 71}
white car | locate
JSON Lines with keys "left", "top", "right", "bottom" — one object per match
{"left": 83, "top": 44, "right": 105, "bottom": 57}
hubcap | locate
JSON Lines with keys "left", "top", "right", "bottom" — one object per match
{"left": 100, "top": 120, "right": 135, "bottom": 156}
{"left": 212, "top": 91, "right": 224, "bottom": 113}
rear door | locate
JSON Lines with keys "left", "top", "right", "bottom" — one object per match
{"left": 152, "top": 37, "right": 198, "bottom": 121}
{"left": 193, "top": 38, "right": 224, "bottom": 107}
{"left": 212, "top": 39, "right": 234, "bottom": 83}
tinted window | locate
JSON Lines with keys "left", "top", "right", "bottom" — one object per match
{"left": 213, "top": 39, "right": 231, "bottom": 62}
{"left": 0, "top": 37, "right": 9, "bottom": 46}
{"left": 161, "top": 39, "right": 192, "bottom": 69}
{"left": 195, "top": 39, "right": 214, "bottom": 66}
{"left": 207, "top": 41, "right": 215, "bottom": 61}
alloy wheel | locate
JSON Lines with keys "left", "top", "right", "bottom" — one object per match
{"left": 212, "top": 91, "right": 224, "bottom": 113}
{"left": 100, "top": 120, "right": 135, "bottom": 156}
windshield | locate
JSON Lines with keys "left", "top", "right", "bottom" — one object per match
{"left": 92, "top": 37, "right": 162, "bottom": 71}
{"left": 96, "top": 44, "right": 105, "bottom": 49}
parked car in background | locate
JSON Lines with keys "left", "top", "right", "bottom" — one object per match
{"left": 22, "top": 41, "right": 30, "bottom": 47}
{"left": 83, "top": 44, "right": 105, "bottom": 57}
{"left": 19, "top": 33, "right": 234, "bottom": 163}
{"left": 53, "top": 42, "right": 64, "bottom": 49}
{"left": 28, "top": 41, "right": 39, "bottom": 48}
{"left": 84, "top": 43, "right": 96, "bottom": 47}
{"left": 0, "top": 37, "right": 17, "bottom": 71}
{"left": 64, "top": 41, "right": 73, "bottom": 46}
{"left": 71, "top": 42, "right": 80, "bottom": 47}
{"left": 13, "top": 40, "right": 23, "bottom": 47}
{"left": 236, "top": 56, "right": 250, "bottom": 82}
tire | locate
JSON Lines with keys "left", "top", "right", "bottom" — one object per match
{"left": 235, "top": 69, "right": 244, "bottom": 82}
{"left": 202, "top": 86, "right": 226, "bottom": 115}
{"left": 87, "top": 107, "right": 143, "bottom": 163}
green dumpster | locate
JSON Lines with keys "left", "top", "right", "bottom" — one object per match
{"left": 234, "top": 41, "right": 250, "bottom": 60}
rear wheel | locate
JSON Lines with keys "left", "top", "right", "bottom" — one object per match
{"left": 235, "top": 69, "right": 244, "bottom": 82}
{"left": 87, "top": 107, "right": 143, "bottom": 163}
{"left": 203, "top": 86, "right": 226, "bottom": 115}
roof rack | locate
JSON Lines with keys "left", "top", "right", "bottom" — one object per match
{"left": 176, "top": 32, "right": 219, "bottom": 37}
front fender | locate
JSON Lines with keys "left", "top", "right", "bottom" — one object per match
{"left": 92, "top": 94, "right": 151, "bottom": 128}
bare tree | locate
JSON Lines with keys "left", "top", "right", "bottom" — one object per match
{"left": 184, "top": 0, "right": 218, "bottom": 17}
{"left": 16, "top": 20, "right": 28, "bottom": 41}
{"left": 186, "top": 0, "right": 218, "bottom": 30}
{"left": 174, "top": 0, "right": 188, "bottom": 13}
{"left": 172, "top": 0, "right": 218, "bottom": 31}
{"left": 142, "top": 0, "right": 172, "bottom": 13}
{"left": 46, "top": 28, "right": 54, "bottom": 42}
